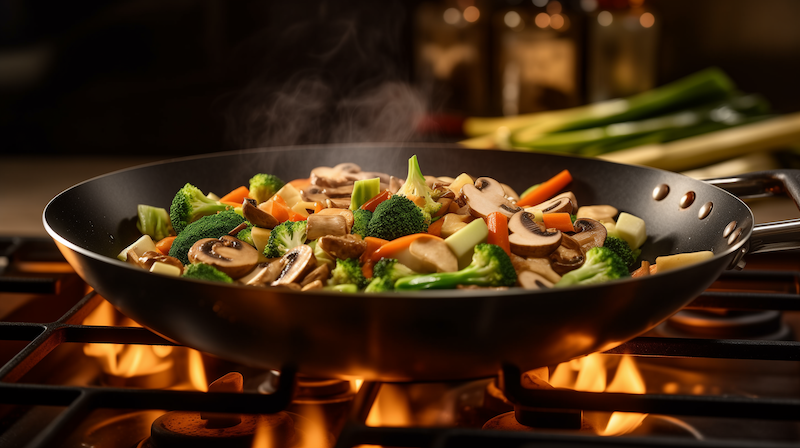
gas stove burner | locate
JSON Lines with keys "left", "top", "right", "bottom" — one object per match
{"left": 659, "top": 309, "right": 792, "bottom": 340}
{"left": 139, "top": 411, "right": 298, "bottom": 448}
{"left": 482, "top": 411, "right": 703, "bottom": 439}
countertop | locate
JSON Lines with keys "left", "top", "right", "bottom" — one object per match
{"left": 1, "top": 156, "right": 169, "bottom": 237}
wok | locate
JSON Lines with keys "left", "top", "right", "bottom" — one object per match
{"left": 43, "top": 143, "right": 800, "bottom": 381}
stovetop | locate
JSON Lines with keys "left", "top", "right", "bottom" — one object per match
{"left": 1, "top": 236, "right": 800, "bottom": 448}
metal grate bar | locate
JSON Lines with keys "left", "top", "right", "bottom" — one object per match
{"left": 607, "top": 336, "right": 800, "bottom": 360}
{"left": 2, "top": 368, "right": 298, "bottom": 448}
{"left": 501, "top": 365, "right": 800, "bottom": 421}
{"left": 688, "top": 292, "right": 800, "bottom": 311}
{"left": 334, "top": 423, "right": 800, "bottom": 448}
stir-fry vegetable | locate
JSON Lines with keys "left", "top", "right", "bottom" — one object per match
{"left": 119, "top": 155, "right": 716, "bottom": 292}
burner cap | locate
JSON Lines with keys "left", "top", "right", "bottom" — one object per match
{"left": 662, "top": 310, "right": 790, "bottom": 340}
{"left": 145, "top": 411, "right": 295, "bottom": 448}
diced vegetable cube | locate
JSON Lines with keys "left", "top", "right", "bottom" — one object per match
{"left": 445, "top": 218, "right": 488, "bottom": 269}
{"left": 614, "top": 212, "right": 647, "bottom": 249}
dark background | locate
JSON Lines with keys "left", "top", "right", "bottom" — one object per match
{"left": 1, "top": 0, "right": 799, "bottom": 157}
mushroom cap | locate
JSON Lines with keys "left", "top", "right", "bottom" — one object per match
{"left": 243, "top": 198, "right": 280, "bottom": 229}
{"left": 569, "top": 218, "right": 608, "bottom": 253}
{"left": 187, "top": 235, "right": 260, "bottom": 279}
{"left": 507, "top": 211, "right": 562, "bottom": 258}
{"left": 306, "top": 214, "right": 348, "bottom": 240}
{"left": 461, "top": 183, "right": 522, "bottom": 219}
{"left": 530, "top": 192, "right": 577, "bottom": 215}
{"left": 549, "top": 233, "right": 585, "bottom": 275}
{"left": 517, "top": 270, "right": 555, "bottom": 290}
{"left": 272, "top": 244, "right": 317, "bottom": 286}
{"left": 473, "top": 177, "right": 507, "bottom": 198}
{"left": 409, "top": 237, "right": 458, "bottom": 273}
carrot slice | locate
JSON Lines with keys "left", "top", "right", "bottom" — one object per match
{"left": 221, "top": 201, "right": 242, "bottom": 209}
{"left": 288, "top": 178, "right": 311, "bottom": 190}
{"left": 631, "top": 260, "right": 652, "bottom": 278}
{"left": 219, "top": 186, "right": 249, "bottom": 204}
{"left": 260, "top": 198, "right": 289, "bottom": 222}
{"left": 314, "top": 201, "right": 324, "bottom": 214}
{"left": 155, "top": 236, "right": 177, "bottom": 255}
{"left": 485, "top": 212, "right": 511, "bottom": 256}
{"left": 360, "top": 190, "right": 391, "bottom": 212}
{"left": 542, "top": 213, "right": 575, "bottom": 233}
{"left": 288, "top": 209, "right": 307, "bottom": 222}
{"left": 517, "top": 169, "right": 573, "bottom": 207}
{"left": 427, "top": 217, "right": 445, "bottom": 237}
{"left": 360, "top": 236, "right": 390, "bottom": 278}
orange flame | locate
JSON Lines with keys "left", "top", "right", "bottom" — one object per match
{"left": 551, "top": 353, "right": 647, "bottom": 436}
{"left": 82, "top": 300, "right": 207, "bottom": 390}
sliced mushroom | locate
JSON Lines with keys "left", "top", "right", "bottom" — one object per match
{"left": 138, "top": 251, "right": 184, "bottom": 274}
{"left": 242, "top": 198, "right": 279, "bottom": 229}
{"left": 310, "top": 164, "right": 361, "bottom": 188}
{"left": 306, "top": 214, "right": 348, "bottom": 240}
{"left": 301, "top": 280, "right": 324, "bottom": 291}
{"left": 300, "top": 185, "right": 330, "bottom": 203}
{"left": 474, "top": 177, "right": 507, "bottom": 198}
{"left": 576, "top": 204, "right": 618, "bottom": 223}
{"left": 439, "top": 213, "right": 472, "bottom": 238}
{"left": 461, "top": 183, "right": 522, "bottom": 219}
{"left": 317, "top": 234, "right": 367, "bottom": 260}
{"left": 322, "top": 184, "right": 354, "bottom": 198}
{"left": 531, "top": 192, "right": 577, "bottom": 215}
{"left": 549, "top": 233, "right": 585, "bottom": 275}
{"left": 569, "top": 218, "right": 607, "bottom": 253}
{"left": 409, "top": 237, "right": 458, "bottom": 273}
{"left": 324, "top": 198, "right": 352, "bottom": 209}
{"left": 315, "top": 208, "right": 354, "bottom": 233}
{"left": 507, "top": 211, "right": 562, "bottom": 257}
{"left": 517, "top": 270, "right": 555, "bottom": 290}
{"left": 509, "top": 254, "right": 562, "bottom": 284}
{"left": 502, "top": 183, "right": 520, "bottom": 202}
{"left": 300, "top": 264, "right": 331, "bottom": 287}
{"left": 238, "top": 261, "right": 283, "bottom": 286}
{"left": 187, "top": 235, "right": 260, "bottom": 279}
{"left": 272, "top": 244, "right": 317, "bottom": 286}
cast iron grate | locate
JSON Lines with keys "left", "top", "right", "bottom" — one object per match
{"left": 2, "top": 238, "right": 800, "bottom": 448}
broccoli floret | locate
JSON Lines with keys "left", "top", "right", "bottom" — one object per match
{"left": 395, "top": 244, "right": 517, "bottom": 290}
{"left": 351, "top": 208, "right": 373, "bottom": 238}
{"left": 136, "top": 204, "right": 174, "bottom": 241}
{"left": 168, "top": 210, "right": 246, "bottom": 265}
{"left": 236, "top": 223, "right": 255, "bottom": 247}
{"left": 364, "top": 258, "right": 418, "bottom": 292}
{"left": 182, "top": 263, "right": 233, "bottom": 283}
{"left": 367, "top": 195, "right": 427, "bottom": 240}
{"left": 169, "top": 183, "right": 231, "bottom": 234}
{"left": 555, "top": 246, "right": 629, "bottom": 287}
{"left": 350, "top": 177, "right": 382, "bottom": 211}
{"left": 396, "top": 155, "right": 442, "bottom": 223}
{"left": 602, "top": 236, "right": 637, "bottom": 267}
{"left": 328, "top": 258, "right": 368, "bottom": 290}
{"left": 263, "top": 220, "right": 308, "bottom": 258}
{"left": 249, "top": 173, "right": 286, "bottom": 204}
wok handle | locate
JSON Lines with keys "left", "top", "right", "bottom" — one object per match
{"left": 703, "top": 169, "right": 800, "bottom": 255}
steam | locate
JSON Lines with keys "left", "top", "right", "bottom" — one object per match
{"left": 224, "top": 1, "right": 426, "bottom": 149}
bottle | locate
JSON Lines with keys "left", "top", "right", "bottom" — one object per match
{"left": 584, "top": 0, "right": 660, "bottom": 102}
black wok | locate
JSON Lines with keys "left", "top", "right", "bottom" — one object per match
{"left": 43, "top": 143, "right": 800, "bottom": 381}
